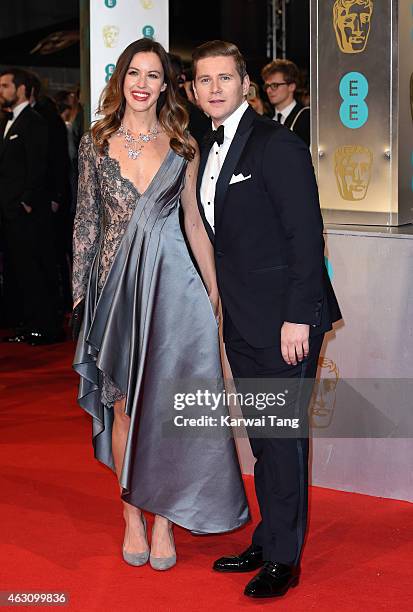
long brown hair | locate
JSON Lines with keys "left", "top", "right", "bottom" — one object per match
{"left": 91, "top": 38, "right": 195, "bottom": 160}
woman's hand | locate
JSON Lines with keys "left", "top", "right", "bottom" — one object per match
{"left": 21, "top": 202, "right": 32, "bottom": 214}
{"left": 70, "top": 298, "right": 85, "bottom": 341}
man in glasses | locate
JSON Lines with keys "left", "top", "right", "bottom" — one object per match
{"left": 262, "top": 59, "right": 310, "bottom": 146}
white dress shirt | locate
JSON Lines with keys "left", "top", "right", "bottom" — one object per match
{"left": 200, "top": 100, "right": 249, "bottom": 232}
{"left": 272, "top": 99, "right": 297, "bottom": 125}
{"left": 3, "top": 100, "right": 30, "bottom": 138}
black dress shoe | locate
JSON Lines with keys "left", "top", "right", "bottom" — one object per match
{"left": 3, "top": 333, "right": 28, "bottom": 343}
{"left": 213, "top": 545, "right": 264, "bottom": 573}
{"left": 27, "top": 330, "right": 66, "bottom": 346}
{"left": 244, "top": 561, "right": 299, "bottom": 598}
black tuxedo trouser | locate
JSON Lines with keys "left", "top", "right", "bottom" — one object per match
{"left": 223, "top": 310, "right": 324, "bottom": 566}
{"left": 2, "top": 210, "right": 61, "bottom": 333}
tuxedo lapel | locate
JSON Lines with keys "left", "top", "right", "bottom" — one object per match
{"left": 197, "top": 141, "right": 215, "bottom": 243}
{"left": 0, "top": 119, "right": 7, "bottom": 157}
{"left": 0, "top": 106, "right": 30, "bottom": 159}
{"left": 214, "top": 106, "right": 255, "bottom": 231}
{"left": 5, "top": 105, "right": 29, "bottom": 139}
{"left": 284, "top": 101, "right": 302, "bottom": 129}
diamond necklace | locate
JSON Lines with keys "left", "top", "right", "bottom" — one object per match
{"left": 116, "top": 122, "right": 159, "bottom": 159}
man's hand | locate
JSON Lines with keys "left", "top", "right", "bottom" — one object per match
{"left": 21, "top": 202, "right": 32, "bottom": 214}
{"left": 281, "top": 322, "right": 310, "bottom": 366}
{"left": 51, "top": 200, "right": 60, "bottom": 213}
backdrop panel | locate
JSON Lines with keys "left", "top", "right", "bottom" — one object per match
{"left": 311, "top": 0, "right": 413, "bottom": 225}
{"left": 89, "top": 0, "right": 168, "bottom": 122}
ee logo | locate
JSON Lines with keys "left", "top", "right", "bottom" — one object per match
{"left": 339, "top": 71, "right": 368, "bottom": 129}
{"left": 142, "top": 25, "right": 155, "bottom": 38}
{"left": 105, "top": 64, "right": 115, "bottom": 82}
{"left": 104, "top": 0, "right": 117, "bottom": 7}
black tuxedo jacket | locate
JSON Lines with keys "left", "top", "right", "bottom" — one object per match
{"left": 283, "top": 100, "right": 310, "bottom": 147}
{"left": 197, "top": 106, "right": 341, "bottom": 348}
{"left": 33, "top": 98, "right": 70, "bottom": 206}
{"left": 0, "top": 105, "right": 48, "bottom": 221}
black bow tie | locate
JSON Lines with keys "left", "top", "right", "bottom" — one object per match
{"left": 203, "top": 124, "right": 224, "bottom": 148}
{"left": 5, "top": 110, "right": 14, "bottom": 121}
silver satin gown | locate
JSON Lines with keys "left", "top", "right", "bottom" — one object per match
{"left": 72, "top": 133, "right": 249, "bottom": 533}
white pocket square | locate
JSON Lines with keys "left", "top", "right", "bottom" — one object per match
{"left": 9, "top": 134, "right": 19, "bottom": 140}
{"left": 229, "top": 172, "right": 252, "bottom": 185}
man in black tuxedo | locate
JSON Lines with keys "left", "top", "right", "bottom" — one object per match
{"left": 29, "top": 74, "right": 71, "bottom": 218}
{"left": 262, "top": 59, "right": 310, "bottom": 146}
{"left": 0, "top": 68, "right": 62, "bottom": 344}
{"left": 193, "top": 41, "right": 341, "bottom": 599}
{"left": 29, "top": 74, "right": 72, "bottom": 311}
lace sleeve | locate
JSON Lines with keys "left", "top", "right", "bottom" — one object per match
{"left": 72, "top": 133, "right": 101, "bottom": 303}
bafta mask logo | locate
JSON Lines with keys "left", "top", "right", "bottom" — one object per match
{"left": 141, "top": 0, "right": 153, "bottom": 8}
{"left": 334, "top": 145, "right": 373, "bottom": 201}
{"left": 310, "top": 358, "right": 339, "bottom": 429}
{"left": 103, "top": 25, "right": 119, "bottom": 48}
{"left": 333, "top": 0, "right": 374, "bottom": 54}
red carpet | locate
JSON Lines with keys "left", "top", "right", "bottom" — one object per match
{"left": 1, "top": 340, "right": 412, "bottom": 611}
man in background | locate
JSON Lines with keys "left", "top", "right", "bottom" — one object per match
{"left": 30, "top": 74, "right": 72, "bottom": 311}
{"left": 0, "top": 68, "right": 63, "bottom": 344}
{"left": 262, "top": 59, "right": 310, "bottom": 146}
{"left": 29, "top": 74, "right": 70, "bottom": 219}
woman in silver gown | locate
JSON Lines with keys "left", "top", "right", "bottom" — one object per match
{"left": 72, "top": 38, "right": 248, "bottom": 570}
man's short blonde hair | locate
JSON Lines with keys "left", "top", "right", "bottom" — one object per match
{"left": 192, "top": 40, "right": 247, "bottom": 82}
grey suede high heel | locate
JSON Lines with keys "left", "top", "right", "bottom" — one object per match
{"left": 122, "top": 514, "right": 149, "bottom": 566}
{"left": 149, "top": 522, "right": 176, "bottom": 571}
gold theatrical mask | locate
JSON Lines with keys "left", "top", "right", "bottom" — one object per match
{"left": 141, "top": 0, "right": 153, "bottom": 8}
{"left": 334, "top": 145, "right": 373, "bottom": 201}
{"left": 310, "top": 358, "right": 339, "bottom": 429}
{"left": 333, "top": 0, "right": 373, "bottom": 54}
{"left": 103, "top": 25, "right": 120, "bottom": 49}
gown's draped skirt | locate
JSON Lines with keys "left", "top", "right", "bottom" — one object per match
{"left": 73, "top": 151, "right": 249, "bottom": 533}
